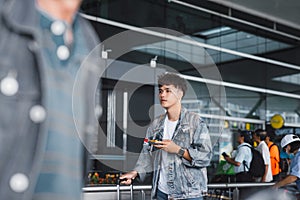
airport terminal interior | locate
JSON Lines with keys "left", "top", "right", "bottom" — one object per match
{"left": 80, "top": 0, "right": 300, "bottom": 199}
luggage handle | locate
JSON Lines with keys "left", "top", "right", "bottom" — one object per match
{"left": 117, "top": 178, "right": 133, "bottom": 200}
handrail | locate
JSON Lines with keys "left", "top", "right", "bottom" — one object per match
{"left": 82, "top": 182, "right": 277, "bottom": 192}
{"left": 83, "top": 182, "right": 298, "bottom": 200}
{"left": 83, "top": 185, "right": 152, "bottom": 192}
{"left": 208, "top": 182, "right": 274, "bottom": 188}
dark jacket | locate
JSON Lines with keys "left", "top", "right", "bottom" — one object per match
{"left": 0, "top": 0, "right": 99, "bottom": 199}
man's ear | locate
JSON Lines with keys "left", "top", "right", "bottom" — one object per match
{"left": 178, "top": 90, "right": 184, "bottom": 101}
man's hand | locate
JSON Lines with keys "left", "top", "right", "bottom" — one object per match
{"left": 224, "top": 156, "right": 230, "bottom": 162}
{"left": 119, "top": 171, "right": 138, "bottom": 185}
{"left": 272, "top": 175, "right": 298, "bottom": 189}
{"left": 154, "top": 139, "right": 180, "bottom": 154}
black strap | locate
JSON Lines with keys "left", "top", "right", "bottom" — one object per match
{"left": 241, "top": 145, "right": 252, "bottom": 172}
{"left": 269, "top": 143, "right": 276, "bottom": 152}
{"left": 243, "top": 160, "right": 249, "bottom": 172}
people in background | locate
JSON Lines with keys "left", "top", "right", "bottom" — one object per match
{"left": 273, "top": 134, "right": 300, "bottom": 191}
{"left": 252, "top": 129, "right": 273, "bottom": 182}
{"left": 120, "top": 73, "right": 212, "bottom": 200}
{"left": 265, "top": 131, "right": 281, "bottom": 181}
{"left": 280, "top": 150, "right": 293, "bottom": 175}
{"left": 223, "top": 130, "right": 253, "bottom": 182}
{"left": 0, "top": 0, "right": 99, "bottom": 199}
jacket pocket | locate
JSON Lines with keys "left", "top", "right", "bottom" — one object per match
{"left": 182, "top": 166, "right": 202, "bottom": 191}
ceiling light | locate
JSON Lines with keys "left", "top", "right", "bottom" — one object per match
{"left": 150, "top": 56, "right": 158, "bottom": 68}
{"left": 101, "top": 48, "right": 112, "bottom": 59}
{"left": 195, "top": 26, "right": 232, "bottom": 36}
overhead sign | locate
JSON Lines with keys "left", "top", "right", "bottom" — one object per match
{"left": 270, "top": 114, "right": 285, "bottom": 129}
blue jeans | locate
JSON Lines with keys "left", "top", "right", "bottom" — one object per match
{"left": 157, "top": 189, "right": 168, "bottom": 200}
{"left": 157, "top": 189, "right": 203, "bottom": 200}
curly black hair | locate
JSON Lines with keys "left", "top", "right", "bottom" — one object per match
{"left": 239, "top": 130, "right": 253, "bottom": 144}
{"left": 158, "top": 73, "right": 187, "bottom": 97}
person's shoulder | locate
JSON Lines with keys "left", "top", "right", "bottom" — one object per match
{"left": 181, "top": 108, "right": 208, "bottom": 129}
{"left": 185, "top": 110, "right": 204, "bottom": 122}
{"left": 240, "top": 143, "right": 252, "bottom": 149}
{"left": 261, "top": 143, "right": 271, "bottom": 155}
{"left": 269, "top": 143, "right": 279, "bottom": 151}
{"left": 243, "top": 143, "right": 252, "bottom": 147}
{"left": 154, "top": 114, "right": 165, "bottom": 120}
{"left": 77, "top": 13, "right": 100, "bottom": 47}
{"left": 151, "top": 114, "right": 165, "bottom": 124}
{"left": 256, "top": 141, "right": 263, "bottom": 148}
{"left": 188, "top": 111, "right": 200, "bottom": 118}
{"left": 295, "top": 150, "right": 300, "bottom": 158}
{"left": 268, "top": 142, "right": 274, "bottom": 148}
{"left": 262, "top": 141, "right": 269, "bottom": 149}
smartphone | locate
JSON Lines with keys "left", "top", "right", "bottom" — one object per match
{"left": 222, "top": 152, "right": 229, "bottom": 157}
{"left": 149, "top": 139, "right": 159, "bottom": 145}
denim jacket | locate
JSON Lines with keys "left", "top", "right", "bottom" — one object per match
{"left": 134, "top": 107, "right": 212, "bottom": 199}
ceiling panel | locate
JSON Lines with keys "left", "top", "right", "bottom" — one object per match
{"left": 209, "top": 0, "right": 300, "bottom": 29}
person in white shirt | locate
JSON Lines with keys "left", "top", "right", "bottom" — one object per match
{"left": 224, "top": 130, "right": 253, "bottom": 182}
{"left": 252, "top": 129, "right": 273, "bottom": 182}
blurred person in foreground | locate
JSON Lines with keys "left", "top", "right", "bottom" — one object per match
{"left": 273, "top": 134, "right": 300, "bottom": 191}
{"left": 252, "top": 129, "right": 273, "bottom": 182}
{"left": 223, "top": 130, "right": 253, "bottom": 182}
{"left": 0, "top": 0, "right": 99, "bottom": 199}
{"left": 120, "top": 73, "right": 212, "bottom": 200}
{"left": 246, "top": 188, "right": 295, "bottom": 200}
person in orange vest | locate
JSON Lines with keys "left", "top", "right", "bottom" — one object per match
{"left": 265, "top": 132, "right": 281, "bottom": 181}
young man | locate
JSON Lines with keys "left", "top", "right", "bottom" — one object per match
{"left": 273, "top": 134, "right": 300, "bottom": 191}
{"left": 0, "top": 0, "right": 99, "bottom": 199}
{"left": 224, "top": 130, "right": 253, "bottom": 182}
{"left": 265, "top": 132, "right": 281, "bottom": 181}
{"left": 120, "top": 73, "right": 212, "bottom": 200}
{"left": 252, "top": 129, "right": 273, "bottom": 182}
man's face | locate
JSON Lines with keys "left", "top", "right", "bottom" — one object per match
{"left": 284, "top": 145, "right": 291, "bottom": 154}
{"left": 158, "top": 84, "right": 182, "bottom": 109}
{"left": 237, "top": 135, "right": 243, "bottom": 144}
{"left": 252, "top": 134, "right": 258, "bottom": 142}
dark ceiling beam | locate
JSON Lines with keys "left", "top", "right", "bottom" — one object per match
{"left": 245, "top": 94, "right": 265, "bottom": 118}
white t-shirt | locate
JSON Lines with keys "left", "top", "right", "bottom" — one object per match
{"left": 234, "top": 143, "right": 252, "bottom": 173}
{"left": 158, "top": 116, "right": 178, "bottom": 194}
{"left": 256, "top": 141, "right": 273, "bottom": 182}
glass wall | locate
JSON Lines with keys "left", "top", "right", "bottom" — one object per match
{"left": 81, "top": 0, "right": 300, "bottom": 184}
